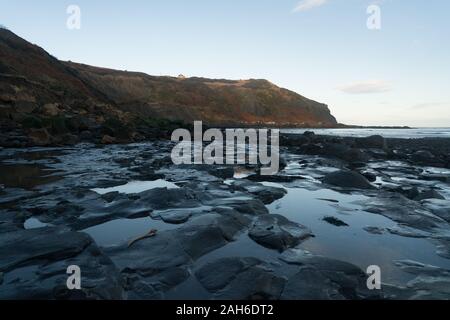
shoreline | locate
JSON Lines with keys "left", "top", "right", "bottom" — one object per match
{"left": 1, "top": 128, "right": 450, "bottom": 299}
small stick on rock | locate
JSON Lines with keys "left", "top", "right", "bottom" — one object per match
{"left": 128, "top": 229, "right": 158, "bottom": 248}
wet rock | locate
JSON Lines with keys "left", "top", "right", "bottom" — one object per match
{"left": 281, "top": 267, "right": 344, "bottom": 300}
{"left": 363, "top": 226, "right": 385, "bottom": 235}
{"left": 196, "top": 257, "right": 285, "bottom": 300}
{"left": 299, "top": 143, "right": 323, "bottom": 154}
{"left": 355, "top": 135, "right": 387, "bottom": 149}
{"left": 0, "top": 227, "right": 91, "bottom": 272}
{"left": 359, "top": 194, "right": 444, "bottom": 231}
{"left": 406, "top": 276, "right": 450, "bottom": 299}
{"left": 386, "top": 226, "right": 428, "bottom": 238}
{"left": 422, "top": 199, "right": 450, "bottom": 223}
{"left": 435, "top": 239, "right": 450, "bottom": 259}
{"left": 419, "top": 173, "right": 450, "bottom": 183}
{"left": 414, "top": 189, "right": 445, "bottom": 201}
{"left": 106, "top": 231, "right": 192, "bottom": 276}
{"left": 279, "top": 248, "right": 314, "bottom": 264}
{"left": 247, "top": 174, "right": 306, "bottom": 183}
{"left": 43, "top": 103, "right": 61, "bottom": 116}
{"left": 28, "top": 128, "right": 51, "bottom": 146}
{"left": 360, "top": 171, "right": 377, "bottom": 182}
{"left": 323, "top": 216, "right": 349, "bottom": 227}
{"left": 230, "top": 180, "right": 287, "bottom": 204}
{"left": 107, "top": 213, "right": 246, "bottom": 275}
{"left": 15, "top": 100, "right": 37, "bottom": 113}
{"left": 80, "top": 130, "right": 93, "bottom": 141}
{"left": 195, "top": 257, "right": 261, "bottom": 292}
{"left": 303, "top": 131, "right": 315, "bottom": 139}
{"left": 322, "top": 143, "right": 369, "bottom": 163}
{"left": 322, "top": 170, "right": 375, "bottom": 189}
{"left": 213, "top": 198, "right": 269, "bottom": 216}
{"left": 279, "top": 250, "right": 376, "bottom": 300}
{"left": 126, "top": 279, "right": 163, "bottom": 300}
{"left": 249, "top": 214, "right": 312, "bottom": 251}
{"left": 0, "top": 228, "right": 123, "bottom": 299}
{"left": 101, "top": 135, "right": 116, "bottom": 144}
{"left": 391, "top": 261, "right": 450, "bottom": 299}
{"left": 157, "top": 209, "right": 193, "bottom": 224}
{"left": 394, "top": 260, "right": 450, "bottom": 278}
{"left": 208, "top": 166, "right": 234, "bottom": 179}
{"left": 411, "top": 150, "right": 435, "bottom": 163}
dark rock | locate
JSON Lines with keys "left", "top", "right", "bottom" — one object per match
{"left": 411, "top": 150, "right": 435, "bottom": 163}
{"left": 0, "top": 227, "right": 91, "bottom": 272}
{"left": 414, "top": 189, "right": 445, "bottom": 201}
{"left": 195, "top": 257, "right": 261, "bottom": 292}
{"left": 422, "top": 199, "right": 450, "bottom": 223}
{"left": 355, "top": 135, "right": 387, "bottom": 149}
{"left": 303, "top": 131, "right": 315, "bottom": 138}
{"left": 157, "top": 209, "right": 192, "bottom": 224}
{"left": 28, "top": 128, "right": 51, "bottom": 146}
{"left": 363, "top": 226, "right": 385, "bottom": 235}
{"left": 80, "top": 130, "right": 93, "bottom": 141}
{"left": 0, "top": 228, "right": 123, "bottom": 299}
{"left": 196, "top": 257, "right": 285, "bottom": 300}
{"left": 213, "top": 198, "right": 269, "bottom": 216}
{"left": 230, "top": 180, "right": 287, "bottom": 204}
{"left": 248, "top": 214, "right": 312, "bottom": 251}
{"left": 101, "top": 135, "right": 116, "bottom": 144}
{"left": 323, "top": 216, "right": 349, "bottom": 227}
{"left": 322, "top": 170, "right": 374, "bottom": 189}
{"left": 360, "top": 171, "right": 377, "bottom": 182}
{"left": 279, "top": 249, "right": 378, "bottom": 300}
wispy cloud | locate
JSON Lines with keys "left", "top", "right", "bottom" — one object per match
{"left": 337, "top": 80, "right": 391, "bottom": 94}
{"left": 292, "top": 0, "right": 328, "bottom": 13}
{"left": 410, "top": 102, "right": 448, "bottom": 110}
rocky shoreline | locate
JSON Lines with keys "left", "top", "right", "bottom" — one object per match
{"left": 0, "top": 132, "right": 450, "bottom": 299}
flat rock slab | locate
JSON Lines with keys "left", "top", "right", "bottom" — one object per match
{"left": 0, "top": 228, "right": 123, "bottom": 299}
{"left": 230, "top": 180, "right": 287, "bottom": 204}
{"left": 0, "top": 227, "right": 91, "bottom": 272}
{"left": 279, "top": 249, "right": 379, "bottom": 300}
{"left": 249, "top": 214, "right": 313, "bottom": 251}
{"left": 195, "top": 257, "right": 285, "bottom": 300}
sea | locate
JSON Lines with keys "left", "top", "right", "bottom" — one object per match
{"left": 281, "top": 128, "right": 450, "bottom": 139}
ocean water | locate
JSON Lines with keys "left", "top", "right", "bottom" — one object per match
{"left": 281, "top": 128, "right": 450, "bottom": 139}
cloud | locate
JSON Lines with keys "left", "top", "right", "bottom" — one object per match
{"left": 337, "top": 80, "right": 391, "bottom": 94}
{"left": 292, "top": 0, "right": 328, "bottom": 13}
{"left": 410, "top": 102, "right": 447, "bottom": 110}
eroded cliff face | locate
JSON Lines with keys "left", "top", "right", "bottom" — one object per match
{"left": 0, "top": 28, "right": 337, "bottom": 147}
{"left": 67, "top": 62, "right": 337, "bottom": 127}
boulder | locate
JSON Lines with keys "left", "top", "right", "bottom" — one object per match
{"left": 43, "top": 103, "right": 61, "bottom": 116}
{"left": 28, "top": 128, "right": 51, "bottom": 146}
{"left": 14, "top": 100, "right": 37, "bottom": 113}
{"left": 279, "top": 249, "right": 378, "bottom": 300}
{"left": 411, "top": 150, "right": 435, "bottom": 163}
{"left": 101, "top": 135, "right": 116, "bottom": 144}
{"left": 322, "top": 170, "right": 375, "bottom": 189}
{"left": 248, "top": 214, "right": 312, "bottom": 251}
{"left": 355, "top": 135, "right": 387, "bottom": 149}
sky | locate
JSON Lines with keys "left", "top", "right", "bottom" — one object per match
{"left": 1, "top": 0, "right": 449, "bottom": 127}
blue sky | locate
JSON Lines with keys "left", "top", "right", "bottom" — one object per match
{"left": 1, "top": 0, "right": 449, "bottom": 127}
